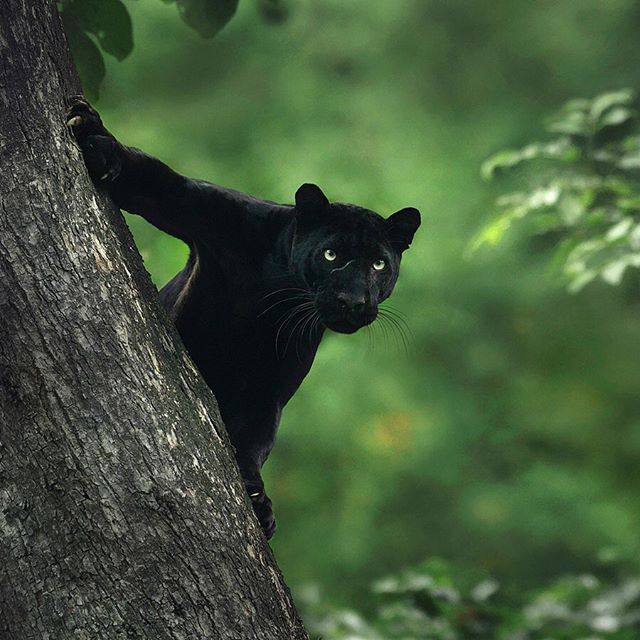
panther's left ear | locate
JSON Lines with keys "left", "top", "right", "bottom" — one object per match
{"left": 386, "top": 207, "right": 421, "bottom": 252}
{"left": 295, "top": 183, "right": 330, "bottom": 215}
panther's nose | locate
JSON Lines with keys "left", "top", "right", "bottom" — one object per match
{"left": 337, "top": 292, "right": 366, "bottom": 314}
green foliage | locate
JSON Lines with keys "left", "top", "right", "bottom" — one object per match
{"left": 476, "top": 90, "right": 640, "bottom": 292}
{"left": 60, "top": 9, "right": 107, "bottom": 100}
{"left": 303, "top": 560, "right": 640, "bottom": 639}
{"left": 59, "top": 0, "right": 132, "bottom": 97}
{"left": 58, "top": 0, "right": 240, "bottom": 98}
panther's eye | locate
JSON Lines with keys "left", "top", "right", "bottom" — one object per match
{"left": 372, "top": 259, "right": 386, "bottom": 271}
{"left": 324, "top": 249, "right": 337, "bottom": 262}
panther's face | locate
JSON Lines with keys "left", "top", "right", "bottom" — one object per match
{"left": 290, "top": 184, "right": 420, "bottom": 334}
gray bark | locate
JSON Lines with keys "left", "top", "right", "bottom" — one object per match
{"left": 0, "top": 1, "right": 308, "bottom": 638}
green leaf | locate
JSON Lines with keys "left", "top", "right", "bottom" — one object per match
{"left": 467, "top": 214, "right": 514, "bottom": 253}
{"left": 619, "top": 196, "right": 640, "bottom": 211}
{"left": 589, "top": 88, "right": 633, "bottom": 121}
{"left": 568, "top": 271, "right": 598, "bottom": 293}
{"left": 481, "top": 149, "right": 524, "bottom": 179}
{"left": 531, "top": 212, "right": 561, "bottom": 233}
{"left": 597, "top": 106, "right": 634, "bottom": 130}
{"left": 563, "top": 98, "right": 591, "bottom": 112}
{"left": 547, "top": 109, "right": 589, "bottom": 136}
{"left": 174, "top": 0, "right": 240, "bottom": 38}
{"left": 558, "top": 193, "right": 585, "bottom": 225}
{"left": 61, "top": 11, "right": 106, "bottom": 100}
{"left": 481, "top": 138, "right": 575, "bottom": 179}
{"left": 616, "top": 151, "right": 640, "bottom": 170}
{"left": 601, "top": 259, "right": 628, "bottom": 285}
{"left": 605, "top": 217, "right": 633, "bottom": 242}
{"left": 62, "top": 0, "right": 133, "bottom": 61}
{"left": 525, "top": 185, "right": 561, "bottom": 209}
{"left": 471, "top": 579, "right": 500, "bottom": 603}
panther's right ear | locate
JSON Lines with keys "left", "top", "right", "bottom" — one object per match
{"left": 386, "top": 207, "right": 421, "bottom": 252}
{"left": 295, "top": 183, "right": 329, "bottom": 215}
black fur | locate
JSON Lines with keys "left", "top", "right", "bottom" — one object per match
{"left": 67, "top": 97, "right": 421, "bottom": 539}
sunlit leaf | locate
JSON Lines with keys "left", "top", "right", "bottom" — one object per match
{"left": 558, "top": 194, "right": 585, "bottom": 225}
{"left": 630, "top": 224, "right": 640, "bottom": 249}
{"left": 616, "top": 151, "right": 640, "bottom": 170}
{"left": 482, "top": 138, "right": 575, "bottom": 179}
{"left": 480, "top": 90, "right": 640, "bottom": 293}
{"left": 618, "top": 196, "right": 640, "bottom": 210}
{"left": 605, "top": 218, "right": 633, "bottom": 242}
{"left": 471, "top": 579, "right": 499, "bottom": 602}
{"left": 590, "top": 88, "right": 633, "bottom": 120}
{"left": 567, "top": 270, "right": 597, "bottom": 292}
{"left": 547, "top": 109, "right": 589, "bottom": 136}
{"left": 597, "top": 106, "right": 633, "bottom": 130}
{"left": 601, "top": 260, "right": 628, "bottom": 285}
{"left": 468, "top": 214, "right": 513, "bottom": 252}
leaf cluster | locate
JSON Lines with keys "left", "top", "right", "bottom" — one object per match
{"left": 303, "top": 559, "right": 640, "bottom": 639}
{"left": 474, "top": 90, "right": 640, "bottom": 292}
{"left": 57, "top": 0, "right": 240, "bottom": 98}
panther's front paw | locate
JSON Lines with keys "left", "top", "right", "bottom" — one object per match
{"left": 77, "top": 135, "right": 122, "bottom": 183}
{"left": 66, "top": 97, "right": 121, "bottom": 183}
{"left": 66, "top": 95, "right": 107, "bottom": 141}
{"left": 252, "top": 492, "right": 277, "bottom": 540}
{"left": 245, "top": 480, "right": 277, "bottom": 540}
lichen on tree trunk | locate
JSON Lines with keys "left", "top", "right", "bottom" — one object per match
{"left": 0, "top": 1, "right": 308, "bottom": 638}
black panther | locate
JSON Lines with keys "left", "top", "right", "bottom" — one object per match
{"left": 66, "top": 97, "right": 420, "bottom": 539}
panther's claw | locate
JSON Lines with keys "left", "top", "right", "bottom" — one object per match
{"left": 99, "top": 166, "right": 120, "bottom": 182}
{"left": 66, "top": 94, "right": 90, "bottom": 109}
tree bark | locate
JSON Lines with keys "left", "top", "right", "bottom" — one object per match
{"left": 0, "top": 1, "right": 308, "bottom": 638}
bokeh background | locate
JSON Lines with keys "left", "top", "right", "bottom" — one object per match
{"left": 93, "top": 0, "right": 640, "bottom": 616}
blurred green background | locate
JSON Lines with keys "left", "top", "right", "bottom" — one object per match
{"left": 91, "top": 0, "right": 640, "bottom": 613}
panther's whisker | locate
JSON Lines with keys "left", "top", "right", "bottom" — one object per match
{"left": 274, "top": 302, "right": 315, "bottom": 358}
{"left": 376, "top": 313, "right": 391, "bottom": 348}
{"left": 274, "top": 301, "right": 315, "bottom": 329}
{"left": 379, "top": 305, "right": 414, "bottom": 340}
{"left": 294, "top": 311, "right": 312, "bottom": 359}
{"left": 273, "top": 299, "right": 314, "bottom": 323}
{"left": 365, "top": 322, "right": 375, "bottom": 356}
{"left": 257, "top": 294, "right": 311, "bottom": 318}
{"left": 307, "top": 314, "right": 322, "bottom": 351}
{"left": 284, "top": 308, "right": 315, "bottom": 359}
{"left": 378, "top": 310, "right": 411, "bottom": 356}
{"left": 301, "top": 310, "right": 321, "bottom": 358}
{"left": 378, "top": 312, "right": 402, "bottom": 352}
{"left": 379, "top": 303, "right": 408, "bottom": 320}
{"left": 294, "top": 310, "right": 316, "bottom": 360}
{"left": 259, "top": 287, "right": 309, "bottom": 302}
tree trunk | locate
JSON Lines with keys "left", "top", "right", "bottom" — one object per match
{"left": 0, "top": 1, "right": 308, "bottom": 638}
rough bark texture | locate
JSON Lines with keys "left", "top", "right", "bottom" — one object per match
{"left": 0, "top": 1, "right": 308, "bottom": 638}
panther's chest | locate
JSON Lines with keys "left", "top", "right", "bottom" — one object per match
{"left": 174, "top": 284, "right": 319, "bottom": 398}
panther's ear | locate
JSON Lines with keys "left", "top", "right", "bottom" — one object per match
{"left": 386, "top": 207, "right": 421, "bottom": 252}
{"left": 295, "top": 183, "right": 329, "bottom": 215}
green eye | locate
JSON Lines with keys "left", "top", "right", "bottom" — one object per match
{"left": 373, "top": 259, "right": 385, "bottom": 271}
{"left": 324, "top": 249, "right": 337, "bottom": 261}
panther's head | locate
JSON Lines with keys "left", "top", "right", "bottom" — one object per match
{"left": 290, "top": 183, "right": 420, "bottom": 334}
